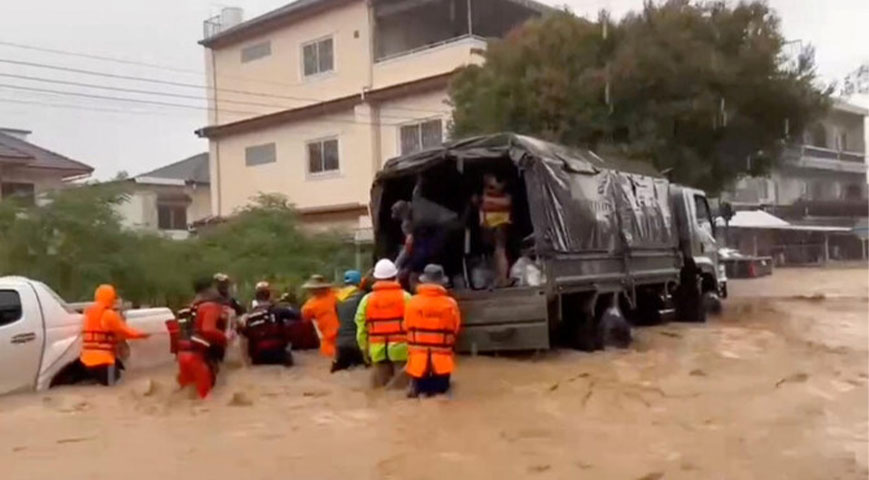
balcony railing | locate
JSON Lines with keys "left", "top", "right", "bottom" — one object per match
{"left": 374, "top": 34, "right": 488, "bottom": 63}
{"left": 799, "top": 144, "right": 865, "bottom": 163}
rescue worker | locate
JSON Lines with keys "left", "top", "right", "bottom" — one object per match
{"left": 238, "top": 281, "right": 297, "bottom": 366}
{"left": 332, "top": 270, "right": 368, "bottom": 372}
{"left": 404, "top": 264, "right": 461, "bottom": 397}
{"left": 355, "top": 259, "right": 411, "bottom": 388}
{"left": 176, "top": 277, "right": 229, "bottom": 399}
{"left": 300, "top": 274, "right": 340, "bottom": 358}
{"left": 214, "top": 273, "right": 245, "bottom": 317}
{"left": 79, "top": 284, "right": 149, "bottom": 386}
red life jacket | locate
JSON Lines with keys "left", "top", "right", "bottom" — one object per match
{"left": 167, "top": 300, "right": 227, "bottom": 354}
{"left": 241, "top": 305, "right": 287, "bottom": 353}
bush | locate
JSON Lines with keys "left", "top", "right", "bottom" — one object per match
{"left": 0, "top": 189, "right": 357, "bottom": 310}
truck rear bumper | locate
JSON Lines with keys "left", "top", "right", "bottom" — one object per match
{"left": 454, "top": 287, "right": 550, "bottom": 353}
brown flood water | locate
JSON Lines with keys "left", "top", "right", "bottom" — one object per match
{"left": 1, "top": 267, "right": 867, "bottom": 479}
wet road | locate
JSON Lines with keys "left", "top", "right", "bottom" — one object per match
{"left": 1, "top": 267, "right": 867, "bottom": 479}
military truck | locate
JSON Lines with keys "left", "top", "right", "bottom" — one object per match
{"left": 370, "top": 133, "right": 724, "bottom": 352}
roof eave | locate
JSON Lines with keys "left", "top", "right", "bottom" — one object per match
{"left": 197, "top": 71, "right": 454, "bottom": 139}
{"left": 200, "top": 0, "right": 356, "bottom": 49}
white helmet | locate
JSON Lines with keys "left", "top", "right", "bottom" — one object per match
{"left": 373, "top": 258, "right": 398, "bottom": 280}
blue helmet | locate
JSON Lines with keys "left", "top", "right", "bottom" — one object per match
{"left": 343, "top": 269, "right": 362, "bottom": 286}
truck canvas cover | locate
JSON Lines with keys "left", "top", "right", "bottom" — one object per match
{"left": 372, "top": 133, "right": 675, "bottom": 255}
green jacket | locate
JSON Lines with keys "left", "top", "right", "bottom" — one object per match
{"left": 355, "top": 289, "right": 411, "bottom": 363}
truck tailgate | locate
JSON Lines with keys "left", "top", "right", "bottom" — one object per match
{"left": 453, "top": 287, "right": 550, "bottom": 353}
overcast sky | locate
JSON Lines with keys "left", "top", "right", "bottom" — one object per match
{"left": 0, "top": 0, "right": 866, "bottom": 179}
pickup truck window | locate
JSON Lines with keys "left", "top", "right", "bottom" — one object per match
{"left": 0, "top": 290, "right": 22, "bottom": 326}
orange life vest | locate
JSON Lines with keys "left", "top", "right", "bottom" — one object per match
{"left": 81, "top": 305, "right": 117, "bottom": 354}
{"left": 404, "top": 284, "right": 461, "bottom": 377}
{"left": 365, "top": 281, "right": 407, "bottom": 346}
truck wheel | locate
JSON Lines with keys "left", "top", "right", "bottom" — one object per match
{"left": 703, "top": 292, "right": 723, "bottom": 316}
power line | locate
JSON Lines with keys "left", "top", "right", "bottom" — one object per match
{"left": 0, "top": 39, "right": 452, "bottom": 115}
{"left": 0, "top": 40, "right": 205, "bottom": 76}
{"left": 0, "top": 83, "right": 416, "bottom": 128}
{"left": 0, "top": 82, "right": 254, "bottom": 115}
{"left": 0, "top": 71, "right": 280, "bottom": 109}
{"left": 0, "top": 96, "right": 200, "bottom": 117}
{"left": 0, "top": 72, "right": 442, "bottom": 122}
{"left": 0, "top": 57, "right": 451, "bottom": 116}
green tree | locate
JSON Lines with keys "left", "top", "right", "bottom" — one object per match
{"left": 449, "top": 1, "right": 830, "bottom": 192}
{"left": 0, "top": 190, "right": 356, "bottom": 309}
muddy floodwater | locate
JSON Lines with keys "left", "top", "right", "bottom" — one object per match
{"left": 2, "top": 267, "right": 867, "bottom": 479}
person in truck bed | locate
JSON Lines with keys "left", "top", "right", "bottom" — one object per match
{"left": 475, "top": 173, "right": 513, "bottom": 287}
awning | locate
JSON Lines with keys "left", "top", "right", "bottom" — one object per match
{"left": 716, "top": 210, "right": 851, "bottom": 233}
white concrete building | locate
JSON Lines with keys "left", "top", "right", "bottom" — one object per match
{"left": 118, "top": 153, "right": 211, "bottom": 240}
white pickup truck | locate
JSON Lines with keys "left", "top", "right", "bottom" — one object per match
{"left": 0, "top": 276, "right": 175, "bottom": 395}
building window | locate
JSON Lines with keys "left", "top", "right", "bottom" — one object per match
{"left": 157, "top": 204, "right": 187, "bottom": 230}
{"left": 399, "top": 119, "right": 443, "bottom": 155}
{"left": 307, "top": 138, "right": 339, "bottom": 175}
{"left": 245, "top": 143, "right": 276, "bottom": 167}
{"left": 302, "top": 37, "right": 334, "bottom": 77}
{"left": 1, "top": 182, "right": 35, "bottom": 204}
{"left": 241, "top": 41, "right": 271, "bottom": 63}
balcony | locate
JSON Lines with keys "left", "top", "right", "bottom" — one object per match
{"left": 785, "top": 144, "right": 867, "bottom": 174}
{"left": 371, "top": 0, "right": 546, "bottom": 89}
{"left": 372, "top": 35, "right": 487, "bottom": 89}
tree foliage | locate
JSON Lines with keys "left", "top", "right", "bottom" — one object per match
{"left": 450, "top": 0, "right": 830, "bottom": 192}
{"left": 0, "top": 190, "right": 357, "bottom": 309}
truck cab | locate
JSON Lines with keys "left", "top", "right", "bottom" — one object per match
{"left": 671, "top": 186, "right": 727, "bottom": 298}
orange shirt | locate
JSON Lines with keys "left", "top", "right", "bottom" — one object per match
{"left": 301, "top": 290, "right": 340, "bottom": 357}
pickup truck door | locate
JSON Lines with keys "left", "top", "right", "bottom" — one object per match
{"left": 0, "top": 285, "right": 44, "bottom": 394}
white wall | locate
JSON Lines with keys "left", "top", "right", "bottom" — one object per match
{"left": 115, "top": 183, "right": 212, "bottom": 238}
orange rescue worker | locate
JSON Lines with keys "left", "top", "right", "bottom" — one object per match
{"left": 176, "top": 278, "right": 229, "bottom": 399}
{"left": 404, "top": 264, "right": 461, "bottom": 397}
{"left": 79, "top": 284, "right": 149, "bottom": 386}
{"left": 301, "top": 274, "right": 340, "bottom": 358}
{"left": 355, "top": 259, "right": 411, "bottom": 388}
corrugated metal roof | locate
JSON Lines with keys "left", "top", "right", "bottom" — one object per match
{"left": 135, "top": 152, "right": 209, "bottom": 184}
{"left": 0, "top": 131, "right": 93, "bottom": 175}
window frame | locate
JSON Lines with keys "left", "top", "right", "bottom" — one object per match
{"left": 305, "top": 136, "right": 341, "bottom": 178}
{"left": 240, "top": 40, "right": 272, "bottom": 63}
{"left": 0, "top": 289, "right": 23, "bottom": 328}
{"left": 157, "top": 203, "right": 188, "bottom": 231}
{"left": 397, "top": 118, "right": 444, "bottom": 155}
{"left": 300, "top": 35, "right": 336, "bottom": 79}
{"left": 245, "top": 142, "right": 277, "bottom": 167}
{"left": 1, "top": 182, "right": 36, "bottom": 204}
{"left": 693, "top": 194, "right": 715, "bottom": 237}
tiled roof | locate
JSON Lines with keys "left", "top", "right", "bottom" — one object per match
{"left": 136, "top": 152, "right": 209, "bottom": 184}
{"left": 0, "top": 131, "right": 93, "bottom": 176}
